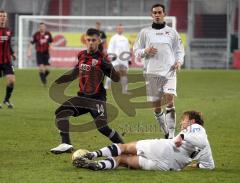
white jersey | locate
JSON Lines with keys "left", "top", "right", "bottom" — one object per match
{"left": 170, "top": 124, "right": 215, "bottom": 170}
{"left": 133, "top": 25, "right": 185, "bottom": 77}
{"left": 107, "top": 34, "right": 130, "bottom": 67}
{"left": 136, "top": 124, "right": 214, "bottom": 171}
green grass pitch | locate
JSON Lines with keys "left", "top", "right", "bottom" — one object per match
{"left": 0, "top": 69, "right": 240, "bottom": 183}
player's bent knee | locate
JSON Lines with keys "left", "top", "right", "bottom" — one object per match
{"left": 6, "top": 75, "right": 15, "bottom": 84}
{"left": 55, "top": 106, "right": 75, "bottom": 118}
{"left": 120, "top": 142, "right": 137, "bottom": 154}
{"left": 123, "top": 155, "right": 140, "bottom": 169}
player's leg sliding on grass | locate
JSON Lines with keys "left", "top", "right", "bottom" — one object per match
{"left": 73, "top": 142, "right": 140, "bottom": 170}
{"left": 73, "top": 111, "right": 215, "bottom": 171}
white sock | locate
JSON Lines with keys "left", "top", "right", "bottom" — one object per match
{"left": 165, "top": 107, "right": 176, "bottom": 139}
{"left": 120, "top": 76, "right": 128, "bottom": 93}
{"left": 154, "top": 111, "right": 168, "bottom": 135}
{"left": 104, "top": 77, "right": 112, "bottom": 89}
{"left": 98, "top": 157, "right": 117, "bottom": 170}
{"left": 94, "top": 144, "right": 121, "bottom": 157}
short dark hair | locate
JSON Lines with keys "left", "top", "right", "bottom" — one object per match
{"left": 0, "top": 10, "right": 7, "bottom": 14}
{"left": 182, "top": 111, "right": 204, "bottom": 126}
{"left": 40, "top": 22, "right": 45, "bottom": 25}
{"left": 151, "top": 4, "right": 165, "bottom": 13}
{"left": 86, "top": 28, "right": 100, "bottom": 37}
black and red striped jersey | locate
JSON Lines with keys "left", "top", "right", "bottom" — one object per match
{"left": 31, "top": 31, "right": 52, "bottom": 53}
{"left": 76, "top": 50, "right": 119, "bottom": 98}
{"left": 0, "top": 27, "right": 14, "bottom": 64}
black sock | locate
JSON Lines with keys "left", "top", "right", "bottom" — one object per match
{"left": 39, "top": 72, "right": 46, "bottom": 84}
{"left": 4, "top": 83, "right": 14, "bottom": 101}
{"left": 98, "top": 126, "right": 124, "bottom": 144}
{"left": 109, "top": 131, "right": 124, "bottom": 144}
{"left": 60, "top": 131, "right": 71, "bottom": 144}
{"left": 44, "top": 70, "right": 50, "bottom": 78}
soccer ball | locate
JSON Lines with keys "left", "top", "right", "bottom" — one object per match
{"left": 71, "top": 149, "right": 89, "bottom": 161}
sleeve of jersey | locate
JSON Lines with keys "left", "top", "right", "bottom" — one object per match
{"left": 49, "top": 32, "right": 53, "bottom": 43}
{"left": 102, "top": 59, "right": 120, "bottom": 82}
{"left": 31, "top": 33, "right": 36, "bottom": 44}
{"left": 133, "top": 30, "right": 146, "bottom": 59}
{"left": 9, "top": 33, "right": 14, "bottom": 55}
{"left": 173, "top": 31, "right": 185, "bottom": 64}
{"left": 10, "top": 45, "right": 14, "bottom": 55}
{"left": 180, "top": 126, "right": 208, "bottom": 149}
{"left": 193, "top": 143, "right": 215, "bottom": 170}
{"left": 55, "top": 65, "right": 78, "bottom": 84}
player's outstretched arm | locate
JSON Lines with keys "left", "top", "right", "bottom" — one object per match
{"left": 192, "top": 144, "right": 215, "bottom": 170}
{"left": 102, "top": 60, "right": 120, "bottom": 82}
{"left": 55, "top": 66, "right": 78, "bottom": 84}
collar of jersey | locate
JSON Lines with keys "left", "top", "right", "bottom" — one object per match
{"left": 87, "top": 49, "right": 99, "bottom": 55}
{"left": 152, "top": 22, "right": 166, "bottom": 30}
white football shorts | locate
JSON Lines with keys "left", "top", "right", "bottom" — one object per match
{"left": 136, "top": 139, "right": 173, "bottom": 171}
{"left": 145, "top": 75, "right": 177, "bottom": 102}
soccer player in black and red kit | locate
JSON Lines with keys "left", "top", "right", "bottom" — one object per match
{"left": 51, "top": 28, "right": 124, "bottom": 154}
{"left": 28, "top": 22, "right": 52, "bottom": 86}
{"left": 0, "top": 10, "right": 16, "bottom": 109}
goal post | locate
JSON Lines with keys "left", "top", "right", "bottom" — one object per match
{"left": 18, "top": 15, "right": 176, "bottom": 69}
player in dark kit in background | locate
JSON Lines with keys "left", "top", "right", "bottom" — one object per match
{"left": 28, "top": 22, "right": 53, "bottom": 86}
{"left": 50, "top": 28, "right": 124, "bottom": 154}
{"left": 0, "top": 10, "right": 16, "bottom": 109}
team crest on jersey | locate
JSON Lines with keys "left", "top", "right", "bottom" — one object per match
{"left": 156, "top": 32, "right": 164, "bottom": 35}
{"left": 92, "top": 59, "right": 98, "bottom": 66}
{"left": 165, "top": 31, "right": 170, "bottom": 35}
{"left": 6, "top": 31, "right": 11, "bottom": 36}
{"left": 45, "top": 35, "right": 49, "bottom": 39}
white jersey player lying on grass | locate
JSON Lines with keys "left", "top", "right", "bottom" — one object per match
{"left": 73, "top": 110, "right": 214, "bottom": 171}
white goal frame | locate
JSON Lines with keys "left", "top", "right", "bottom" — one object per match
{"left": 18, "top": 15, "right": 176, "bottom": 69}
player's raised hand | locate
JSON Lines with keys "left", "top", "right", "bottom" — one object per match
{"left": 144, "top": 46, "right": 157, "bottom": 57}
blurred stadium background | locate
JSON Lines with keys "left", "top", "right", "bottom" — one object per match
{"left": 1, "top": 0, "right": 240, "bottom": 69}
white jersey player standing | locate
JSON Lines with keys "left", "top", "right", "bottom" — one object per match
{"left": 133, "top": 4, "right": 185, "bottom": 139}
{"left": 105, "top": 24, "right": 131, "bottom": 94}
{"left": 73, "top": 110, "right": 215, "bottom": 171}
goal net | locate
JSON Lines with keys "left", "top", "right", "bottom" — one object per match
{"left": 18, "top": 16, "right": 176, "bottom": 69}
